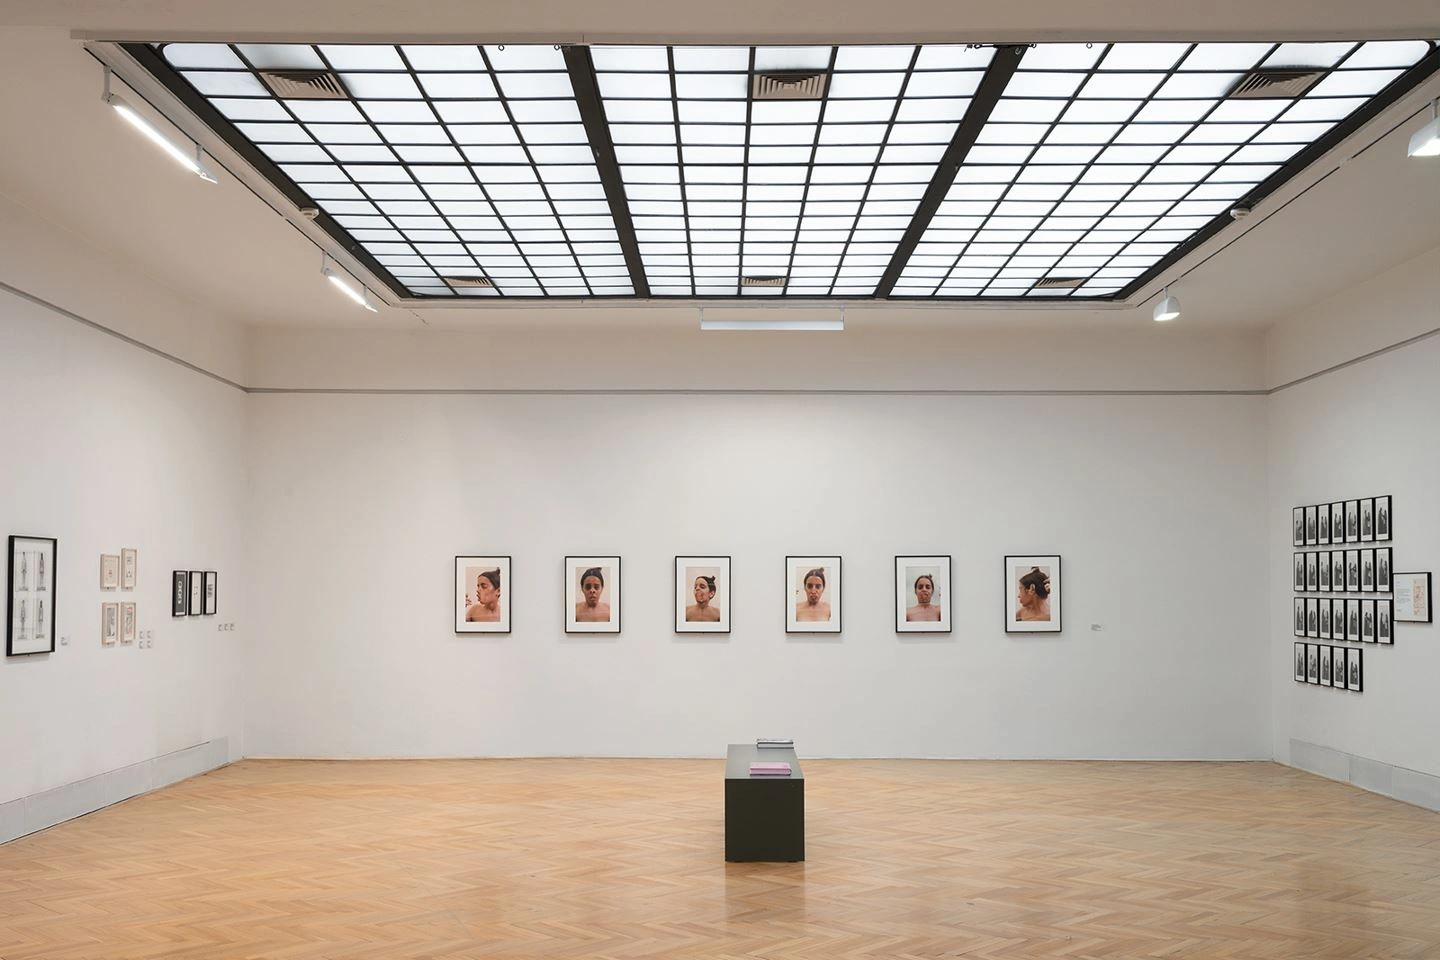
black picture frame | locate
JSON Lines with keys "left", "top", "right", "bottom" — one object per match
{"left": 7, "top": 535, "right": 57, "bottom": 656}
{"left": 1318, "top": 550, "right": 1332, "bottom": 592}
{"left": 1376, "top": 547, "right": 1392, "bottom": 593}
{"left": 1005, "top": 555, "right": 1061, "bottom": 634}
{"left": 1293, "top": 553, "right": 1305, "bottom": 592}
{"left": 1360, "top": 497, "right": 1375, "bottom": 542}
{"left": 1393, "top": 572, "right": 1433, "bottom": 623}
{"left": 171, "top": 570, "right": 189, "bottom": 617}
{"left": 895, "top": 555, "right": 953, "bottom": 634}
{"left": 1345, "top": 499, "right": 1360, "bottom": 543}
{"left": 1319, "top": 597, "right": 1332, "bottom": 640}
{"left": 1330, "top": 503, "right": 1345, "bottom": 545}
{"left": 1304, "top": 505, "right": 1318, "bottom": 546}
{"left": 1317, "top": 504, "right": 1331, "bottom": 545}
{"left": 674, "top": 555, "right": 731, "bottom": 634}
{"left": 1293, "top": 597, "right": 1305, "bottom": 637}
{"left": 1345, "top": 597, "right": 1361, "bottom": 643}
{"left": 1319, "top": 644, "right": 1333, "bottom": 686}
{"left": 564, "top": 555, "right": 621, "bottom": 635}
{"left": 1292, "top": 507, "right": 1305, "bottom": 547}
{"left": 1377, "top": 598, "right": 1393, "bottom": 644}
{"left": 1306, "top": 643, "right": 1319, "bottom": 684}
{"left": 1361, "top": 548, "right": 1376, "bottom": 593}
{"left": 1305, "top": 552, "right": 1318, "bottom": 592}
{"left": 1345, "top": 549, "right": 1360, "bottom": 592}
{"left": 1375, "top": 495, "right": 1392, "bottom": 542}
{"left": 1294, "top": 642, "right": 1306, "bottom": 682}
{"left": 786, "top": 555, "right": 842, "bottom": 634}
{"left": 187, "top": 570, "right": 204, "bottom": 616}
{"left": 203, "top": 571, "right": 218, "bottom": 616}
{"left": 455, "top": 556, "right": 512, "bottom": 634}
{"left": 1306, "top": 598, "right": 1319, "bottom": 638}
{"left": 1345, "top": 647, "right": 1363, "bottom": 692}
{"left": 1361, "top": 598, "right": 1376, "bottom": 643}
{"left": 1331, "top": 552, "right": 1344, "bottom": 593}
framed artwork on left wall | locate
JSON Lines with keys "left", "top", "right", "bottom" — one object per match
{"left": 8, "top": 535, "right": 57, "bottom": 656}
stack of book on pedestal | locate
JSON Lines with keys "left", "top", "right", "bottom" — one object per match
{"left": 749, "top": 761, "right": 792, "bottom": 776}
{"left": 756, "top": 737, "right": 794, "bottom": 749}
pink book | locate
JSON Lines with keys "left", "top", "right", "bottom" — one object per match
{"left": 749, "top": 762, "right": 792, "bottom": 775}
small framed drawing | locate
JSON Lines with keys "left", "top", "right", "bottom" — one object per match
{"left": 1319, "top": 644, "right": 1332, "bottom": 686}
{"left": 1317, "top": 505, "right": 1331, "bottom": 545}
{"left": 1330, "top": 503, "right": 1344, "bottom": 545}
{"left": 1293, "top": 598, "right": 1305, "bottom": 637}
{"left": 1006, "top": 555, "right": 1061, "bottom": 633}
{"left": 171, "top": 571, "right": 188, "bottom": 617}
{"left": 675, "top": 556, "right": 730, "bottom": 634}
{"left": 1292, "top": 553, "right": 1304, "bottom": 592}
{"left": 455, "top": 556, "right": 511, "bottom": 634}
{"left": 1344, "top": 499, "right": 1359, "bottom": 543}
{"left": 1360, "top": 497, "right": 1375, "bottom": 542}
{"left": 786, "top": 556, "right": 841, "bottom": 633}
{"left": 564, "top": 556, "right": 620, "bottom": 634}
{"left": 895, "top": 555, "right": 952, "bottom": 634}
{"left": 1292, "top": 507, "right": 1304, "bottom": 547}
{"left": 121, "top": 548, "right": 137, "bottom": 590}
{"left": 1393, "top": 572, "right": 1432, "bottom": 623}
{"left": 1304, "top": 505, "right": 1318, "bottom": 546}
{"left": 1377, "top": 599, "right": 1393, "bottom": 644}
{"left": 1376, "top": 548, "right": 1392, "bottom": 593}
{"left": 1306, "top": 644, "right": 1319, "bottom": 684}
{"left": 1293, "top": 642, "right": 1306, "bottom": 682}
{"left": 188, "top": 570, "right": 204, "bottom": 616}
{"left": 1361, "top": 598, "right": 1376, "bottom": 642}
{"left": 121, "top": 602, "right": 137, "bottom": 645}
{"left": 1360, "top": 549, "right": 1376, "bottom": 593}
{"left": 1318, "top": 551, "right": 1331, "bottom": 592}
{"left": 1345, "top": 550, "right": 1360, "bottom": 592}
{"left": 1374, "top": 495, "right": 1391, "bottom": 542}
{"left": 1305, "top": 598, "right": 1319, "bottom": 638}
{"left": 101, "top": 602, "right": 119, "bottom": 646}
{"left": 203, "top": 572, "right": 218, "bottom": 616}
{"left": 1345, "top": 648, "right": 1363, "bottom": 692}
{"left": 1305, "top": 553, "right": 1318, "bottom": 592}
{"left": 1331, "top": 553, "right": 1344, "bottom": 592}
{"left": 100, "top": 553, "right": 120, "bottom": 590}
{"left": 1330, "top": 647, "right": 1346, "bottom": 689}
{"left": 1318, "top": 598, "right": 1332, "bottom": 640}
{"left": 1345, "top": 598, "right": 1361, "bottom": 643}
{"left": 8, "top": 535, "right": 58, "bottom": 656}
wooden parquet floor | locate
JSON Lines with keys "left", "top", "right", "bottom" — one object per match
{"left": 2, "top": 759, "right": 1439, "bottom": 959}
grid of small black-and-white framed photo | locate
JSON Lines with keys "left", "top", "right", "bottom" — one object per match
{"left": 1295, "top": 642, "right": 1362, "bottom": 692}
{"left": 127, "top": 39, "right": 1438, "bottom": 301}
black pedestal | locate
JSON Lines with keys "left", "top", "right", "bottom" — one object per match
{"left": 724, "top": 743, "right": 804, "bottom": 862}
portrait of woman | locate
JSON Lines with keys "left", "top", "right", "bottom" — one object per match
{"left": 675, "top": 556, "right": 730, "bottom": 634}
{"left": 894, "top": 556, "right": 952, "bottom": 634}
{"left": 786, "top": 556, "right": 841, "bottom": 633}
{"left": 564, "top": 556, "right": 621, "bottom": 634}
{"left": 1006, "top": 555, "right": 1062, "bottom": 633}
{"left": 454, "top": 555, "right": 511, "bottom": 634}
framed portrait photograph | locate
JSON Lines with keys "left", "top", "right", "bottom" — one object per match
{"left": 1319, "top": 598, "right": 1332, "bottom": 640}
{"left": 895, "top": 555, "right": 952, "bottom": 634}
{"left": 1377, "top": 599, "right": 1393, "bottom": 644}
{"left": 1345, "top": 647, "right": 1363, "bottom": 692}
{"left": 1393, "top": 572, "right": 1433, "bottom": 623}
{"left": 1331, "top": 552, "right": 1344, "bottom": 593}
{"left": 1292, "top": 553, "right": 1304, "bottom": 592}
{"left": 1361, "top": 598, "right": 1376, "bottom": 643}
{"left": 674, "top": 556, "right": 730, "bottom": 634}
{"left": 1304, "top": 505, "right": 1318, "bottom": 546}
{"left": 1293, "top": 597, "right": 1305, "bottom": 638}
{"left": 1292, "top": 507, "right": 1304, "bottom": 547}
{"left": 1305, "top": 553, "right": 1318, "bottom": 592}
{"left": 188, "top": 570, "right": 204, "bottom": 616}
{"left": 1293, "top": 642, "right": 1306, "bottom": 682}
{"left": 1345, "top": 598, "right": 1361, "bottom": 643}
{"left": 8, "top": 535, "right": 57, "bottom": 656}
{"left": 101, "top": 602, "right": 119, "bottom": 646}
{"left": 1374, "top": 495, "right": 1391, "bottom": 542}
{"left": 1360, "top": 549, "right": 1376, "bottom": 593}
{"left": 1317, "top": 505, "right": 1330, "bottom": 545}
{"left": 1345, "top": 549, "right": 1360, "bottom": 592}
{"left": 121, "top": 601, "right": 137, "bottom": 645}
{"left": 786, "top": 556, "right": 841, "bottom": 633}
{"left": 172, "top": 571, "right": 188, "bottom": 617}
{"left": 203, "top": 571, "right": 218, "bottom": 616}
{"left": 1330, "top": 503, "right": 1345, "bottom": 545}
{"left": 100, "top": 553, "right": 120, "bottom": 591}
{"left": 564, "top": 556, "right": 620, "bottom": 634}
{"left": 1318, "top": 551, "right": 1331, "bottom": 592}
{"left": 121, "top": 547, "right": 137, "bottom": 590}
{"left": 1305, "top": 598, "right": 1319, "bottom": 638}
{"left": 1306, "top": 644, "right": 1319, "bottom": 684}
{"left": 1376, "top": 548, "right": 1392, "bottom": 593}
{"left": 1360, "top": 497, "right": 1375, "bottom": 542}
{"left": 1319, "top": 644, "right": 1332, "bottom": 686}
{"left": 1006, "top": 555, "right": 1061, "bottom": 633}
{"left": 455, "top": 556, "right": 511, "bottom": 634}
{"left": 1344, "top": 499, "right": 1359, "bottom": 543}
{"left": 1331, "top": 647, "right": 1347, "bottom": 689}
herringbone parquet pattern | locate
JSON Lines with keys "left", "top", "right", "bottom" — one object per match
{"left": 2, "top": 759, "right": 1438, "bottom": 959}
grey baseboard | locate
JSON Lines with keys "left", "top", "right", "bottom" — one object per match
{"left": 1287, "top": 739, "right": 1440, "bottom": 813}
{"left": 0, "top": 738, "right": 231, "bottom": 845}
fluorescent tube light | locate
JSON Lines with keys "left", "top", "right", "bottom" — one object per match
{"left": 322, "top": 263, "right": 379, "bottom": 312}
{"left": 1408, "top": 102, "right": 1440, "bottom": 157}
{"left": 105, "top": 92, "right": 218, "bottom": 184}
{"left": 699, "top": 307, "right": 844, "bottom": 331}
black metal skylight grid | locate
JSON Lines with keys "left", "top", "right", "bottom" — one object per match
{"left": 154, "top": 42, "right": 634, "bottom": 297}
{"left": 590, "top": 44, "right": 996, "bottom": 296}
{"left": 891, "top": 40, "right": 1437, "bottom": 298}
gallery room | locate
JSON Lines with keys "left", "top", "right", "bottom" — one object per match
{"left": 1, "top": 0, "right": 1438, "bottom": 956}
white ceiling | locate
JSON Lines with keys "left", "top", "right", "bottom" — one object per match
{"left": 0, "top": 1, "right": 1436, "bottom": 333}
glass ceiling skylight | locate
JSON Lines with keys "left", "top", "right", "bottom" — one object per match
{"left": 133, "top": 39, "right": 1437, "bottom": 301}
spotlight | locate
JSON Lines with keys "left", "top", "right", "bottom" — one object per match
{"left": 1153, "top": 286, "right": 1181, "bottom": 323}
{"left": 1408, "top": 100, "right": 1440, "bottom": 158}
{"left": 102, "top": 68, "right": 217, "bottom": 183}
{"left": 321, "top": 255, "right": 378, "bottom": 312}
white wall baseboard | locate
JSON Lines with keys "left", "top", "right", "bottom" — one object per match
{"left": 1286, "top": 739, "right": 1440, "bottom": 813}
{"left": 0, "top": 739, "right": 231, "bottom": 845}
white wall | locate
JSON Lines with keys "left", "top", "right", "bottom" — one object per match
{"left": 1268, "top": 245, "right": 1440, "bottom": 780}
{"left": 0, "top": 285, "right": 248, "bottom": 807}
{"left": 246, "top": 389, "right": 1269, "bottom": 759}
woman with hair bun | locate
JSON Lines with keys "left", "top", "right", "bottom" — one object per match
{"left": 1014, "top": 566, "right": 1051, "bottom": 622}
{"left": 686, "top": 575, "right": 721, "bottom": 622}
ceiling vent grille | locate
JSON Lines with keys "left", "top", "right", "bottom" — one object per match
{"left": 751, "top": 72, "right": 829, "bottom": 101}
{"left": 741, "top": 275, "right": 787, "bottom": 286}
{"left": 259, "top": 70, "right": 350, "bottom": 100}
{"left": 1226, "top": 68, "right": 1325, "bottom": 99}
{"left": 442, "top": 275, "right": 495, "bottom": 288}
{"left": 1034, "top": 276, "right": 1088, "bottom": 289}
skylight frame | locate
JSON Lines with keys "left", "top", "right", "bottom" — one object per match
{"left": 121, "top": 38, "right": 1440, "bottom": 304}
